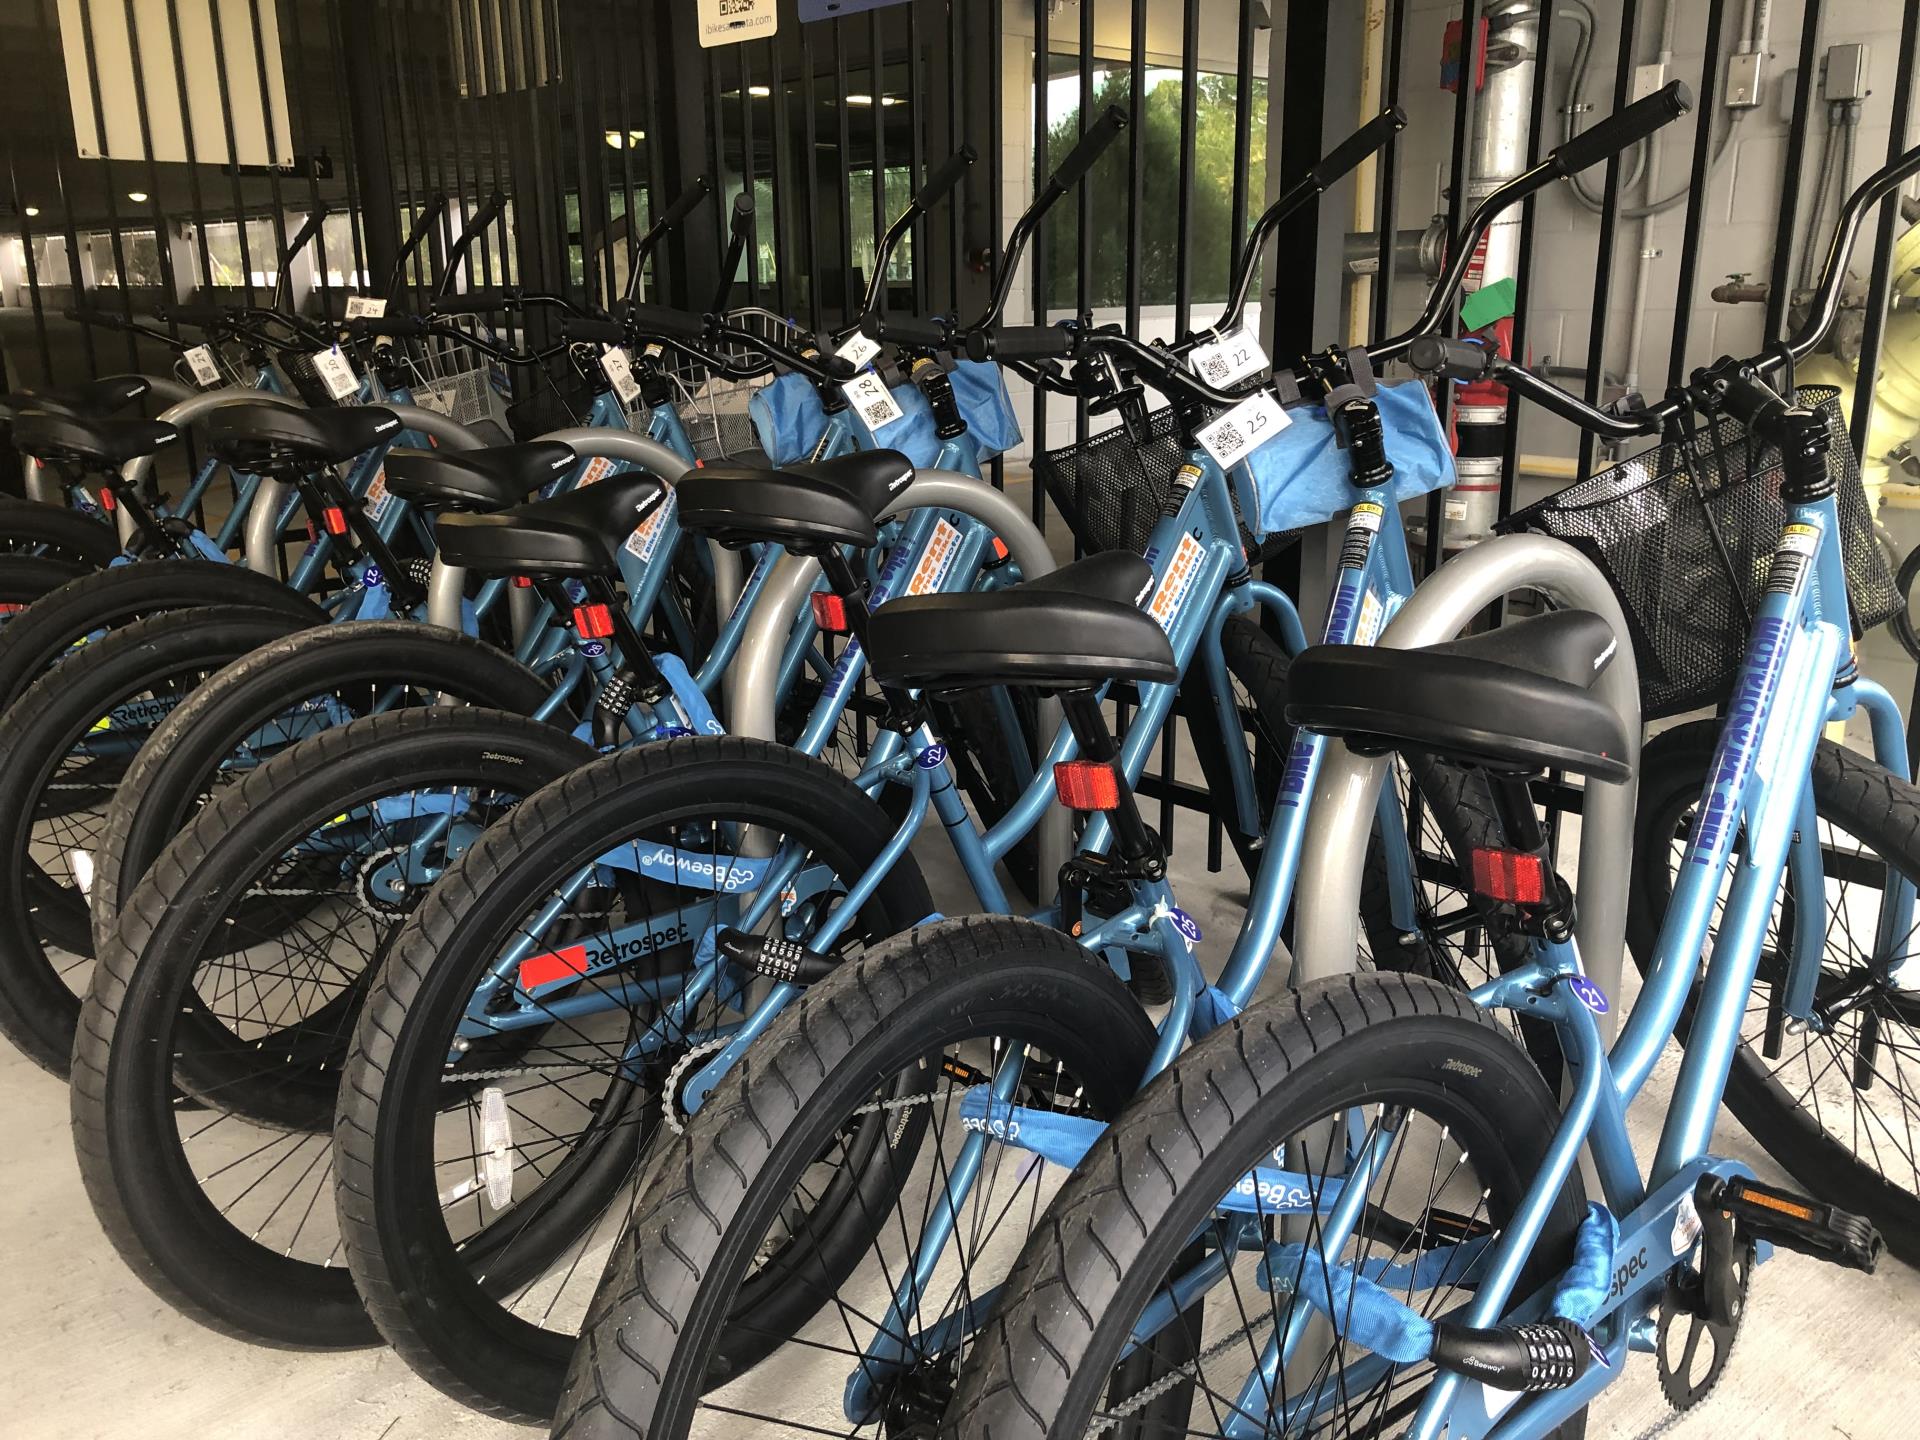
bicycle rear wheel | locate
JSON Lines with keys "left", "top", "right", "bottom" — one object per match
{"left": 945, "top": 972, "right": 1586, "bottom": 1440}
{"left": 1630, "top": 720, "right": 1920, "bottom": 1262}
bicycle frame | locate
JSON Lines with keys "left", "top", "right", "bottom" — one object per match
{"left": 1219, "top": 489, "right": 1919, "bottom": 1440}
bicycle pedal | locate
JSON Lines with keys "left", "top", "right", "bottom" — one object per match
{"left": 714, "top": 927, "right": 835, "bottom": 987}
{"left": 1696, "top": 1175, "right": 1882, "bottom": 1274}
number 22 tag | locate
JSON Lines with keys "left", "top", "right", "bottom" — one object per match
{"left": 1196, "top": 391, "right": 1289, "bottom": 469}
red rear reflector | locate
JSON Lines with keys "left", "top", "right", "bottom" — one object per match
{"left": 572, "top": 602, "right": 615, "bottom": 638}
{"left": 0, "top": 603, "right": 24, "bottom": 615}
{"left": 518, "top": 942, "right": 589, "bottom": 992}
{"left": 1053, "top": 760, "right": 1120, "bottom": 811}
{"left": 322, "top": 505, "right": 350, "bottom": 536}
{"left": 1471, "top": 847, "right": 1546, "bottom": 905}
{"left": 99, "top": 487, "right": 117, "bottom": 513}
{"left": 512, "top": 575, "right": 534, "bottom": 589}
{"left": 811, "top": 592, "right": 850, "bottom": 633}
{"left": 991, "top": 536, "right": 1009, "bottom": 561}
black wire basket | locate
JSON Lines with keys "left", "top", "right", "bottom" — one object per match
{"left": 1032, "top": 405, "right": 1293, "bottom": 562}
{"left": 1499, "top": 386, "right": 1896, "bottom": 719}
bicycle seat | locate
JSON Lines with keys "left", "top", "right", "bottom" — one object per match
{"left": 1284, "top": 610, "right": 1632, "bottom": 782}
{"left": 9, "top": 410, "right": 181, "bottom": 467}
{"left": 678, "top": 449, "right": 914, "bottom": 551}
{"left": 0, "top": 374, "right": 151, "bottom": 425}
{"left": 433, "top": 470, "right": 666, "bottom": 577}
{"left": 384, "top": 442, "right": 578, "bottom": 512}
{"left": 203, "top": 402, "right": 403, "bottom": 471}
{"left": 867, "top": 550, "right": 1177, "bottom": 692}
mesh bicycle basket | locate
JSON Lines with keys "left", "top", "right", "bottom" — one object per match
{"left": 1032, "top": 404, "right": 1290, "bottom": 561}
{"left": 1499, "top": 386, "right": 1897, "bottom": 719}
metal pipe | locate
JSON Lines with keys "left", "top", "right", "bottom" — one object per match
{"left": 1291, "top": 535, "right": 1642, "bottom": 1038}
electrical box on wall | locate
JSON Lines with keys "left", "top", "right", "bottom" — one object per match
{"left": 1630, "top": 62, "right": 1668, "bottom": 104}
{"left": 1824, "top": 43, "right": 1869, "bottom": 102}
{"left": 1726, "top": 50, "right": 1763, "bottom": 108}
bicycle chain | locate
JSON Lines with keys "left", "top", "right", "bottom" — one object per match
{"left": 1086, "top": 1326, "right": 1255, "bottom": 1434}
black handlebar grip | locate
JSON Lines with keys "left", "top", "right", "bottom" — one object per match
{"left": 866, "top": 315, "right": 949, "bottom": 348}
{"left": 428, "top": 296, "right": 498, "bottom": 318}
{"left": 1406, "top": 334, "right": 1494, "bottom": 381}
{"left": 1050, "top": 105, "right": 1128, "bottom": 192}
{"left": 973, "top": 326, "right": 1074, "bottom": 362}
{"left": 730, "top": 189, "right": 755, "bottom": 236}
{"left": 282, "top": 207, "right": 329, "bottom": 261}
{"left": 469, "top": 190, "right": 509, "bottom": 231}
{"left": 400, "top": 198, "right": 443, "bottom": 254}
{"left": 562, "top": 316, "right": 628, "bottom": 345}
{"left": 659, "top": 177, "right": 712, "bottom": 230}
{"left": 915, "top": 146, "right": 977, "bottom": 210}
{"left": 1309, "top": 106, "right": 1409, "bottom": 191}
{"left": 160, "top": 305, "right": 236, "bottom": 328}
{"left": 1550, "top": 80, "right": 1693, "bottom": 177}
{"left": 625, "top": 303, "right": 712, "bottom": 342}
{"left": 347, "top": 315, "right": 431, "bottom": 339}
{"left": 67, "top": 307, "right": 134, "bottom": 329}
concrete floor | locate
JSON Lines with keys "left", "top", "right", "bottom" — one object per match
{"left": 6, "top": 500, "right": 1920, "bottom": 1436}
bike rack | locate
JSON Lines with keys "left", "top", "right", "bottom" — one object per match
{"left": 1291, "top": 534, "right": 1643, "bottom": 1038}
{"left": 727, "top": 469, "right": 1071, "bottom": 901}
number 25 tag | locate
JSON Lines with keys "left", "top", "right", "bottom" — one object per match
{"left": 1196, "top": 391, "right": 1290, "bottom": 469}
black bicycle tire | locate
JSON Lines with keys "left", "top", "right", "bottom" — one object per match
{"left": 70, "top": 707, "right": 595, "bottom": 1347}
{"left": 88, "top": 618, "right": 553, "bottom": 956}
{"left": 1629, "top": 720, "right": 1920, "bottom": 1262}
{"left": 335, "top": 735, "right": 940, "bottom": 1420}
{"left": 943, "top": 971, "right": 1586, "bottom": 1440}
{"left": 0, "top": 604, "right": 317, "bottom": 1074}
{"left": 549, "top": 915, "right": 1160, "bottom": 1440}
{"left": 0, "top": 561, "right": 327, "bottom": 713}
{"left": 0, "top": 498, "right": 121, "bottom": 568}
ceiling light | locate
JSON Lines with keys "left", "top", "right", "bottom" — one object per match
{"left": 127, "top": 191, "right": 148, "bottom": 203}
{"left": 881, "top": 96, "right": 904, "bottom": 106}
{"left": 602, "top": 129, "right": 646, "bottom": 149}
{"left": 847, "top": 94, "right": 873, "bottom": 105}
{"left": 23, "top": 206, "right": 39, "bottom": 217}
{"left": 749, "top": 84, "right": 771, "bottom": 97}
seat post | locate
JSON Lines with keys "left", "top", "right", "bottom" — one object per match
{"left": 1058, "top": 687, "right": 1159, "bottom": 868}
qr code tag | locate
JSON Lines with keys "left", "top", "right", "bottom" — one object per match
{"left": 344, "top": 296, "right": 388, "bottom": 319}
{"left": 1189, "top": 327, "right": 1268, "bottom": 388}
{"left": 1197, "top": 391, "right": 1289, "bottom": 469}
{"left": 836, "top": 331, "right": 882, "bottom": 371}
{"left": 843, "top": 372, "right": 904, "bottom": 432}
{"left": 183, "top": 345, "right": 222, "bottom": 388}
{"left": 313, "top": 346, "right": 359, "bottom": 401}
{"left": 601, "top": 346, "right": 644, "bottom": 405}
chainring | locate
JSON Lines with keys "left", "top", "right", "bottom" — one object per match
{"left": 1655, "top": 1241, "right": 1753, "bottom": 1410}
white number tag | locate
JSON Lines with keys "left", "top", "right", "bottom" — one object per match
{"left": 1189, "top": 326, "right": 1268, "bottom": 388}
{"left": 344, "top": 295, "right": 388, "bottom": 319}
{"left": 843, "top": 372, "right": 903, "bottom": 432}
{"left": 836, "top": 330, "right": 882, "bottom": 371}
{"left": 1197, "top": 392, "right": 1290, "bottom": 469}
{"left": 313, "top": 347, "right": 359, "bottom": 401}
{"left": 601, "top": 346, "right": 643, "bottom": 405}
{"left": 183, "top": 345, "right": 222, "bottom": 388}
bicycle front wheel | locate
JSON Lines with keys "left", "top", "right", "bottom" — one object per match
{"left": 550, "top": 916, "right": 1159, "bottom": 1440}
{"left": 945, "top": 973, "right": 1586, "bottom": 1440}
{"left": 1630, "top": 720, "right": 1920, "bottom": 1262}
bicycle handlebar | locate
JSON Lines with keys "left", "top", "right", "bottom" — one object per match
{"left": 1050, "top": 105, "right": 1127, "bottom": 195}
{"left": 862, "top": 313, "right": 949, "bottom": 349}
{"left": 1549, "top": 79, "right": 1694, "bottom": 178}
{"left": 967, "top": 325, "right": 1073, "bottom": 362}
{"left": 916, "top": 145, "right": 976, "bottom": 211}
{"left": 1309, "top": 106, "right": 1409, "bottom": 192}
{"left": 434, "top": 190, "right": 507, "bottom": 299}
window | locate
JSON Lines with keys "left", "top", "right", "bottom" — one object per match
{"left": 1040, "top": 58, "right": 1268, "bottom": 311}
{"left": 88, "top": 228, "right": 164, "bottom": 288}
{"left": 848, "top": 167, "right": 914, "bottom": 296}
{"left": 317, "top": 212, "right": 370, "bottom": 290}
{"left": 198, "top": 217, "right": 289, "bottom": 289}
